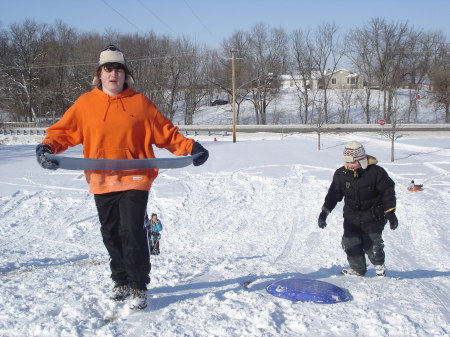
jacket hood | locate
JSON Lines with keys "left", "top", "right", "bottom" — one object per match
{"left": 367, "top": 155, "right": 378, "bottom": 166}
{"left": 93, "top": 87, "right": 135, "bottom": 99}
{"left": 92, "top": 87, "right": 136, "bottom": 121}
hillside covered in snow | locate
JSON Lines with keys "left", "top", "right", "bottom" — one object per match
{"left": 0, "top": 129, "right": 449, "bottom": 336}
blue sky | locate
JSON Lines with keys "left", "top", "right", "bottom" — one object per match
{"left": 1, "top": 0, "right": 449, "bottom": 48}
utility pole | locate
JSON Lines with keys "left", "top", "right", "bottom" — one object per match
{"left": 231, "top": 48, "right": 237, "bottom": 143}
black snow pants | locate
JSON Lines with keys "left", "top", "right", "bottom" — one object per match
{"left": 341, "top": 230, "right": 385, "bottom": 276}
{"left": 94, "top": 190, "right": 150, "bottom": 290}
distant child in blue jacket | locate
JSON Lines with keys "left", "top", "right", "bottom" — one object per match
{"left": 144, "top": 213, "right": 163, "bottom": 255}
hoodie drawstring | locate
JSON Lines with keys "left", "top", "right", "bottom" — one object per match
{"left": 103, "top": 100, "right": 110, "bottom": 121}
{"left": 103, "top": 97, "right": 126, "bottom": 121}
{"left": 119, "top": 97, "right": 125, "bottom": 112}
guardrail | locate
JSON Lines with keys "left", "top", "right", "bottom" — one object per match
{"left": 1, "top": 124, "right": 450, "bottom": 137}
{"left": 178, "top": 124, "right": 450, "bottom": 134}
{"left": 0, "top": 128, "right": 47, "bottom": 135}
{"left": 1, "top": 122, "right": 37, "bottom": 128}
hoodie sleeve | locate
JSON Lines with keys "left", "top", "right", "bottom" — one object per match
{"left": 42, "top": 103, "right": 83, "bottom": 154}
{"left": 150, "top": 107, "right": 194, "bottom": 156}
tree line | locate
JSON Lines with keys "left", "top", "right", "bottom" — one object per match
{"left": 0, "top": 18, "right": 449, "bottom": 125}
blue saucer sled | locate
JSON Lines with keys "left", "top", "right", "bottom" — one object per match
{"left": 266, "top": 278, "right": 351, "bottom": 304}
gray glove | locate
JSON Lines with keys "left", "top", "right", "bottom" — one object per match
{"left": 36, "top": 144, "right": 58, "bottom": 170}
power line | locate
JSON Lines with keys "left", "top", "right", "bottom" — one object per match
{"left": 137, "top": 0, "right": 178, "bottom": 35}
{"left": 100, "top": 0, "right": 144, "bottom": 33}
{"left": 0, "top": 52, "right": 195, "bottom": 71}
{"left": 182, "top": 0, "right": 219, "bottom": 44}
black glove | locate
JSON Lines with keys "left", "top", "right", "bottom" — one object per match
{"left": 191, "top": 142, "right": 209, "bottom": 166}
{"left": 385, "top": 212, "right": 398, "bottom": 230}
{"left": 318, "top": 210, "right": 329, "bottom": 229}
{"left": 36, "top": 144, "right": 58, "bottom": 170}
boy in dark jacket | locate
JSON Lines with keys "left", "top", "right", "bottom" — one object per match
{"left": 318, "top": 141, "right": 398, "bottom": 277}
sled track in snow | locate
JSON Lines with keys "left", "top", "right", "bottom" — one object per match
{"left": 390, "top": 177, "right": 450, "bottom": 322}
{"left": 273, "top": 165, "right": 305, "bottom": 263}
{"left": 0, "top": 257, "right": 107, "bottom": 279}
{"left": 0, "top": 189, "right": 105, "bottom": 279}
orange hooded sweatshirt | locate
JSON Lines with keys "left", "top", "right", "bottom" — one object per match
{"left": 43, "top": 87, "right": 194, "bottom": 194}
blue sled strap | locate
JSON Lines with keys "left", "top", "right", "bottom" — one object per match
{"left": 44, "top": 153, "right": 202, "bottom": 171}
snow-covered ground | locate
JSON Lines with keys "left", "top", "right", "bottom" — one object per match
{"left": 0, "top": 130, "right": 449, "bottom": 337}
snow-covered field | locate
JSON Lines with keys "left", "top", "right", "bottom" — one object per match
{"left": 0, "top": 130, "right": 449, "bottom": 337}
{"left": 182, "top": 88, "right": 442, "bottom": 125}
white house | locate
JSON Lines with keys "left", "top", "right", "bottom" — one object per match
{"left": 279, "top": 73, "right": 321, "bottom": 90}
{"left": 325, "top": 69, "right": 364, "bottom": 89}
{"left": 279, "top": 69, "right": 364, "bottom": 90}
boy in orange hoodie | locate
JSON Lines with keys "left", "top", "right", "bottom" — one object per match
{"left": 36, "top": 45, "right": 208, "bottom": 310}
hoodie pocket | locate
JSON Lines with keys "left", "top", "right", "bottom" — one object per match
{"left": 94, "top": 148, "right": 134, "bottom": 160}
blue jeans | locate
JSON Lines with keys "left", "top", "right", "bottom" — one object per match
{"left": 341, "top": 230, "right": 385, "bottom": 275}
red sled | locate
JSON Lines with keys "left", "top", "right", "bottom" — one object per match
{"left": 407, "top": 186, "right": 423, "bottom": 192}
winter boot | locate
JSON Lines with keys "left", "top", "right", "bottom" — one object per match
{"left": 110, "top": 284, "right": 130, "bottom": 301}
{"left": 129, "top": 288, "right": 147, "bottom": 310}
{"left": 375, "top": 264, "right": 386, "bottom": 277}
{"left": 341, "top": 268, "right": 363, "bottom": 276}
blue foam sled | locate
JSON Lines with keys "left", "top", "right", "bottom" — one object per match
{"left": 266, "top": 278, "right": 351, "bottom": 304}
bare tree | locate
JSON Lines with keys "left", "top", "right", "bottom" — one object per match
{"left": 379, "top": 94, "right": 407, "bottom": 161}
{"left": 220, "top": 31, "right": 255, "bottom": 124}
{"left": 336, "top": 88, "right": 355, "bottom": 123}
{"left": 311, "top": 22, "right": 343, "bottom": 123}
{"left": 0, "top": 26, "right": 10, "bottom": 113}
{"left": 345, "top": 26, "right": 379, "bottom": 123}
{"left": 163, "top": 47, "right": 185, "bottom": 121}
{"left": 123, "top": 33, "right": 175, "bottom": 119}
{"left": 0, "top": 20, "right": 52, "bottom": 122}
{"left": 244, "top": 23, "right": 286, "bottom": 124}
{"left": 179, "top": 39, "right": 209, "bottom": 125}
{"left": 37, "top": 20, "right": 83, "bottom": 126}
{"left": 429, "top": 41, "right": 450, "bottom": 123}
{"left": 400, "top": 31, "right": 444, "bottom": 122}
{"left": 290, "top": 29, "right": 315, "bottom": 123}
{"left": 365, "top": 18, "right": 416, "bottom": 123}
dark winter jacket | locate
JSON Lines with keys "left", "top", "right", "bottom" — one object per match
{"left": 322, "top": 156, "right": 396, "bottom": 233}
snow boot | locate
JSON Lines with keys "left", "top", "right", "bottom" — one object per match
{"left": 341, "top": 268, "right": 363, "bottom": 276}
{"left": 110, "top": 284, "right": 130, "bottom": 301}
{"left": 375, "top": 264, "right": 386, "bottom": 277}
{"left": 129, "top": 288, "right": 147, "bottom": 310}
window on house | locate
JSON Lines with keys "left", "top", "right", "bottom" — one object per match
{"left": 332, "top": 78, "right": 336, "bottom": 85}
{"left": 351, "top": 78, "right": 356, "bottom": 84}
